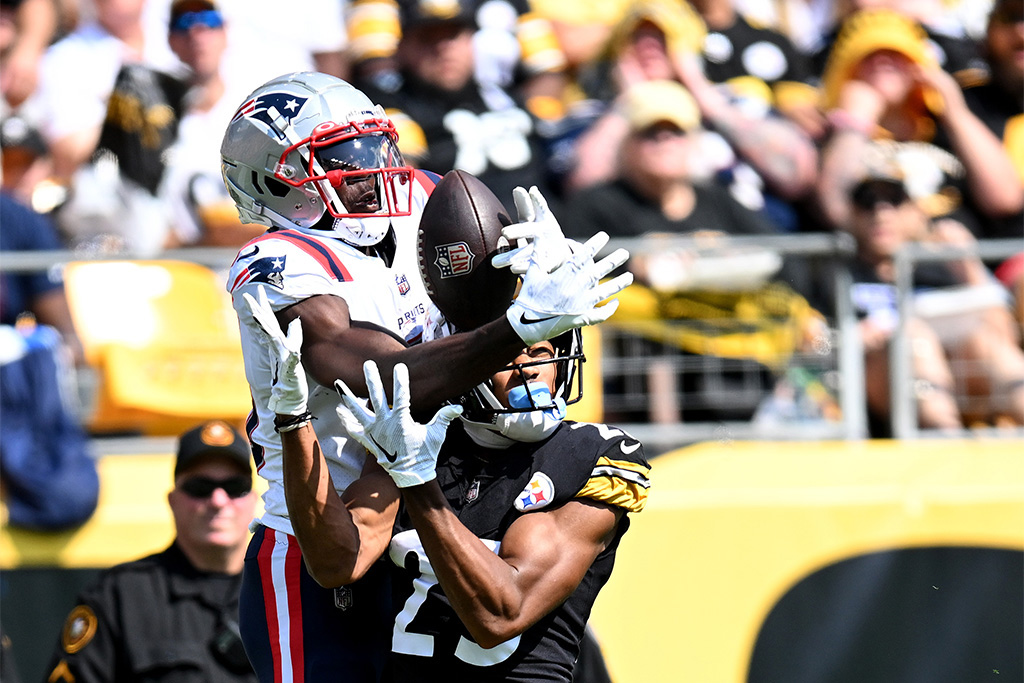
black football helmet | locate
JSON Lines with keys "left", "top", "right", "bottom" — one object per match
{"left": 458, "top": 329, "right": 585, "bottom": 443}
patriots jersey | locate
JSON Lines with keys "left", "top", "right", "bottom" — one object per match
{"left": 227, "top": 169, "right": 438, "bottom": 536}
{"left": 385, "top": 420, "right": 650, "bottom": 682}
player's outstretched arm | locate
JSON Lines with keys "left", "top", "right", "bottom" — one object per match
{"left": 273, "top": 290, "right": 526, "bottom": 412}
{"left": 270, "top": 187, "right": 631, "bottom": 412}
{"left": 245, "top": 286, "right": 399, "bottom": 587}
{"left": 406, "top": 484, "right": 623, "bottom": 648}
{"left": 278, "top": 272, "right": 626, "bottom": 415}
{"left": 335, "top": 360, "right": 624, "bottom": 648}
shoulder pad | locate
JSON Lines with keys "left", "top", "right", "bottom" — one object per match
{"left": 568, "top": 422, "right": 650, "bottom": 513}
{"left": 227, "top": 229, "right": 354, "bottom": 294}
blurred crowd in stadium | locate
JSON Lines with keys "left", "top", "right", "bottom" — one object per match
{"left": 1, "top": 0, "right": 1022, "bottom": 444}
{"left": 1, "top": 2, "right": 1022, "bottom": 681}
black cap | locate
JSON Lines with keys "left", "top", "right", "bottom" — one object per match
{"left": 175, "top": 420, "right": 251, "bottom": 478}
{"left": 400, "top": 0, "right": 476, "bottom": 32}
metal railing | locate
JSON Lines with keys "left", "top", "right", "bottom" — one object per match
{"left": 0, "top": 246, "right": 241, "bottom": 273}
{"left": 3, "top": 234, "right": 1020, "bottom": 453}
{"left": 889, "top": 238, "right": 1024, "bottom": 440}
{"left": 599, "top": 233, "right": 866, "bottom": 451}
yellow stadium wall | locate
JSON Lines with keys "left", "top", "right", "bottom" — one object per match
{"left": 1, "top": 454, "right": 267, "bottom": 569}
{"left": 3, "top": 439, "right": 1023, "bottom": 682}
{"left": 588, "top": 439, "right": 1024, "bottom": 682}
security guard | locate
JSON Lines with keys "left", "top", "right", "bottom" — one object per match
{"left": 43, "top": 420, "right": 259, "bottom": 683}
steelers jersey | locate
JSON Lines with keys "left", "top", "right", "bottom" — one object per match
{"left": 701, "top": 13, "right": 816, "bottom": 113}
{"left": 226, "top": 169, "right": 438, "bottom": 536}
{"left": 364, "top": 78, "right": 554, "bottom": 218}
{"left": 385, "top": 420, "right": 650, "bottom": 682}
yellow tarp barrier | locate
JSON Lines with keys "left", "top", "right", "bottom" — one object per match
{"left": 3, "top": 439, "right": 1022, "bottom": 681}
{"left": 589, "top": 438, "right": 1024, "bottom": 683}
{"left": 64, "top": 260, "right": 251, "bottom": 435}
{"left": 0, "top": 453, "right": 267, "bottom": 569}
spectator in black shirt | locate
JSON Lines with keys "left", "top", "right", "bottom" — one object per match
{"left": 846, "top": 156, "right": 1024, "bottom": 433}
{"left": 564, "top": 79, "right": 787, "bottom": 291}
{"left": 42, "top": 420, "right": 260, "bottom": 683}
{"left": 568, "top": 0, "right": 817, "bottom": 231}
{"left": 358, "top": 0, "right": 555, "bottom": 217}
{"left": 815, "top": 8, "right": 1023, "bottom": 237}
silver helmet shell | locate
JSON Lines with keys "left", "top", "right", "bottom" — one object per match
{"left": 220, "top": 71, "right": 413, "bottom": 246}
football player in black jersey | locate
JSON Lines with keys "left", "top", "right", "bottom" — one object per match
{"left": 332, "top": 332, "right": 650, "bottom": 682}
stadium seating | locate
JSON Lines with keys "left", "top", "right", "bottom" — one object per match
{"left": 63, "top": 260, "right": 250, "bottom": 435}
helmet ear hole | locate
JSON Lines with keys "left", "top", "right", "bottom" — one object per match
{"left": 264, "top": 176, "right": 291, "bottom": 197}
{"left": 250, "top": 170, "right": 266, "bottom": 195}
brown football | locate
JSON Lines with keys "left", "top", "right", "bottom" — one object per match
{"left": 417, "top": 170, "right": 517, "bottom": 331}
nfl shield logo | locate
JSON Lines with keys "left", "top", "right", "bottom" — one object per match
{"left": 465, "top": 478, "right": 481, "bottom": 503}
{"left": 395, "top": 273, "right": 411, "bottom": 295}
{"left": 434, "top": 242, "right": 475, "bottom": 278}
{"left": 334, "top": 586, "right": 353, "bottom": 611}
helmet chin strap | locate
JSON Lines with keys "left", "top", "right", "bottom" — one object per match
{"left": 463, "top": 408, "right": 565, "bottom": 447}
{"left": 463, "top": 422, "right": 517, "bottom": 449}
{"left": 332, "top": 215, "right": 391, "bottom": 243}
{"left": 336, "top": 219, "right": 396, "bottom": 265}
{"left": 461, "top": 381, "right": 567, "bottom": 445}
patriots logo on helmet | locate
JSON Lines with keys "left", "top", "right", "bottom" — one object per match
{"left": 236, "top": 255, "right": 286, "bottom": 289}
{"left": 514, "top": 472, "right": 554, "bottom": 512}
{"left": 231, "top": 93, "right": 309, "bottom": 137}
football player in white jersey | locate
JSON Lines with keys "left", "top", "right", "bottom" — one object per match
{"left": 221, "top": 71, "right": 631, "bottom": 682}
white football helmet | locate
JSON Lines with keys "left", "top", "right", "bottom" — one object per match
{"left": 220, "top": 71, "right": 413, "bottom": 246}
{"left": 459, "top": 330, "right": 585, "bottom": 445}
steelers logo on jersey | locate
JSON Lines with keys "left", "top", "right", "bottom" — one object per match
{"left": 514, "top": 472, "right": 555, "bottom": 511}
{"left": 61, "top": 604, "right": 98, "bottom": 654}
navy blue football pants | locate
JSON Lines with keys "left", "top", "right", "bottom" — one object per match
{"left": 238, "top": 524, "right": 392, "bottom": 683}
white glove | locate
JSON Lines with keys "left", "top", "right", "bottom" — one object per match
{"left": 507, "top": 231, "right": 633, "bottom": 346}
{"left": 334, "top": 361, "right": 463, "bottom": 488}
{"left": 242, "top": 285, "right": 308, "bottom": 415}
{"left": 492, "top": 186, "right": 572, "bottom": 275}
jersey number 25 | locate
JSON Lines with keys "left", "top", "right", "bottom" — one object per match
{"left": 389, "top": 529, "right": 522, "bottom": 666}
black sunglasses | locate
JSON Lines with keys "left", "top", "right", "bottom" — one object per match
{"left": 179, "top": 475, "right": 252, "bottom": 499}
{"left": 851, "top": 182, "right": 910, "bottom": 211}
{"left": 636, "top": 124, "right": 687, "bottom": 141}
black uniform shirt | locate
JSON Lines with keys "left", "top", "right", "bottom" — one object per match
{"left": 385, "top": 420, "right": 650, "bottom": 682}
{"left": 563, "top": 180, "right": 779, "bottom": 241}
{"left": 44, "top": 542, "right": 256, "bottom": 683}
